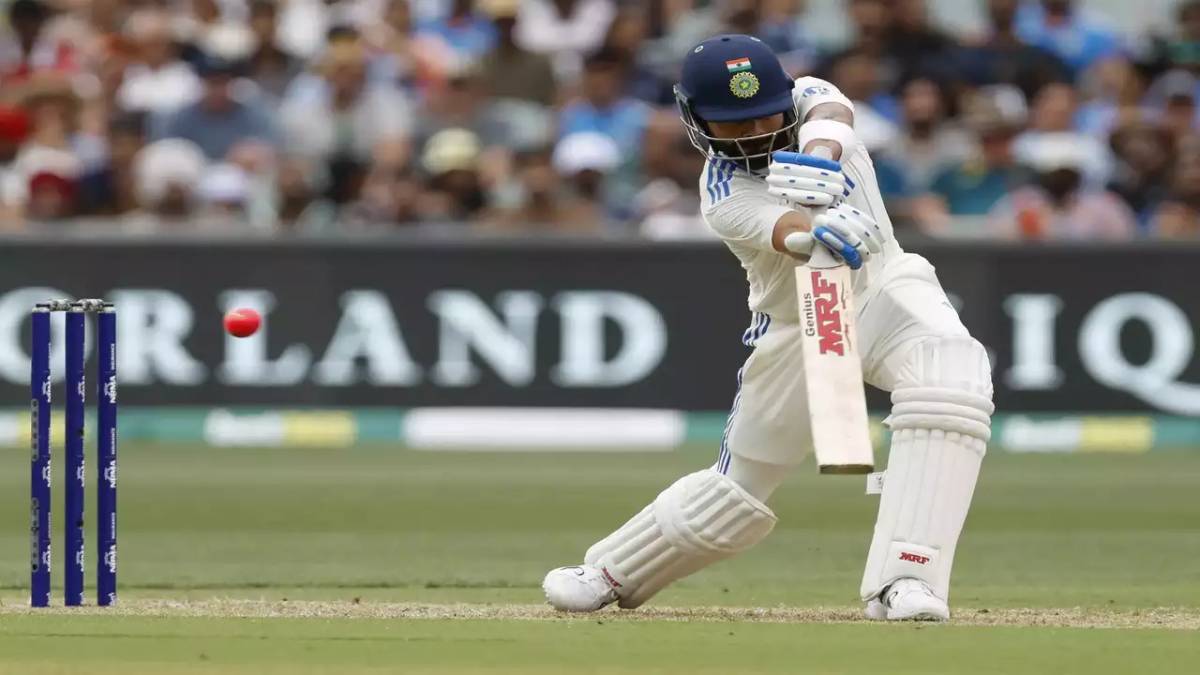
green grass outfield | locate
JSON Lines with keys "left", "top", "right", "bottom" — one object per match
{"left": 1, "top": 444, "right": 1198, "bottom": 673}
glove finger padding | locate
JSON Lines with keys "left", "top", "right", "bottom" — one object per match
{"left": 836, "top": 206, "right": 884, "bottom": 255}
{"left": 767, "top": 186, "right": 837, "bottom": 208}
{"left": 768, "top": 159, "right": 844, "bottom": 201}
{"left": 814, "top": 205, "right": 883, "bottom": 256}
{"left": 783, "top": 230, "right": 815, "bottom": 255}
{"left": 813, "top": 226, "right": 863, "bottom": 269}
{"left": 814, "top": 213, "right": 865, "bottom": 254}
{"left": 765, "top": 173, "right": 843, "bottom": 194}
{"left": 767, "top": 164, "right": 846, "bottom": 194}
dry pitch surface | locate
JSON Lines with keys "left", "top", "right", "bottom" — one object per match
{"left": 3, "top": 598, "right": 1200, "bottom": 630}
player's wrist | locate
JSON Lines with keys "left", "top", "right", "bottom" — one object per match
{"left": 802, "top": 140, "right": 843, "bottom": 161}
{"left": 797, "top": 119, "right": 859, "bottom": 160}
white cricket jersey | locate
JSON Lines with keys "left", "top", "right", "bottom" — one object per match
{"left": 699, "top": 77, "right": 901, "bottom": 325}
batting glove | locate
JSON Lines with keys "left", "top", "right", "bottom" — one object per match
{"left": 816, "top": 203, "right": 884, "bottom": 261}
{"left": 766, "top": 151, "right": 847, "bottom": 208}
{"left": 783, "top": 204, "right": 884, "bottom": 269}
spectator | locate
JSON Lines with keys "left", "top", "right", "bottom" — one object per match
{"left": 128, "top": 138, "right": 208, "bottom": 228}
{"left": 700, "top": 0, "right": 813, "bottom": 76}
{"left": 1106, "top": 116, "right": 1174, "bottom": 229}
{"left": 363, "top": 0, "right": 453, "bottom": 95}
{"left": 559, "top": 48, "right": 651, "bottom": 220}
{"left": 954, "top": 0, "right": 1070, "bottom": 100}
{"left": 71, "top": 0, "right": 128, "bottom": 68}
{"left": 116, "top": 9, "right": 201, "bottom": 115}
{"left": 1152, "top": 139, "right": 1200, "bottom": 238}
{"left": 0, "top": 0, "right": 77, "bottom": 86}
{"left": 755, "top": 0, "right": 816, "bottom": 74}
{"left": 886, "top": 0, "right": 956, "bottom": 83}
{"left": 153, "top": 55, "right": 279, "bottom": 162}
{"left": 1137, "top": 0, "right": 1200, "bottom": 79}
{"left": 417, "top": 127, "right": 486, "bottom": 223}
{"left": 1172, "top": 1, "right": 1200, "bottom": 76}
{"left": 0, "top": 104, "right": 31, "bottom": 224}
{"left": 0, "top": 0, "right": 1192, "bottom": 238}
{"left": 84, "top": 7, "right": 135, "bottom": 116}
{"left": 988, "top": 132, "right": 1136, "bottom": 240}
{"left": 877, "top": 76, "right": 973, "bottom": 194}
{"left": 844, "top": 0, "right": 891, "bottom": 58}
{"left": 916, "top": 90, "right": 1029, "bottom": 232}
{"left": 1013, "top": 82, "right": 1112, "bottom": 186}
{"left": 8, "top": 75, "right": 85, "bottom": 219}
{"left": 1075, "top": 55, "right": 1143, "bottom": 140}
{"left": 417, "top": 61, "right": 524, "bottom": 151}
{"left": 279, "top": 38, "right": 413, "bottom": 202}
{"left": 276, "top": 0, "right": 373, "bottom": 59}
{"left": 244, "top": 0, "right": 304, "bottom": 102}
{"left": 478, "top": 0, "right": 557, "bottom": 107}
{"left": 1015, "top": 0, "right": 1123, "bottom": 77}
{"left": 602, "top": 6, "right": 674, "bottom": 105}
{"left": 818, "top": 0, "right": 896, "bottom": 101}
{"left": 515, "top": 0, "right": 617, "bottom": 82}
{"left": 25, "top": 169, "right": 76, "bottom": 221}
{"left": 826, "top": 49, "right": 899, "bottom": 152}
{"left": 341, "top": 164, "right": 424, "bottom": 228}
{"left": 416, "top": 0, "right": 498, "bottom": 68}
{"left": 192, "top": 161, "right": 254, "bottom": 230}
{"left": 560, "top": 49, "right": 650, "bottom": 156}
{"left": 550, "top": 131, "right": 621, "bottom": 232}
{"left": 636, "top": 110, "right": 706, "bottom": 239}
{"left": 635, "top": 0, "right": 728, "bottom": 84}
{"left": 1144, "top": 70, "right": 1199, "bottom": 142}
{"left": 78, "top": 112, "right": 145, "bottom": 216}
{"left": 178, "top": 0, "right": 256, "bottom": 64}
{"left": 275, "top": 156, "right": 337, "bottom": 232}
{"left": 485, "top": 148, "right": 577, "bottom": 231}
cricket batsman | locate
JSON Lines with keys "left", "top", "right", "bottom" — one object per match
{"left": 543, "top": 35, "right": 993, "bottom": 621}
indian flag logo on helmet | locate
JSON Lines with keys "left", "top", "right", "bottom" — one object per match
{"left": 729, "top": 71, "right": 760, "bottom": 98}
{"left": 725, "top": 57, "right": 752, "bottom": 73}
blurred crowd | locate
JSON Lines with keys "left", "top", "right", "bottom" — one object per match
{"left": 0, "top": 0, "right": 1198, "bottom": 240}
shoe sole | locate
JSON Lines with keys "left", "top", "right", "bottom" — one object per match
{"left": 887, "top": 610, "right": 949, "bottom": 621}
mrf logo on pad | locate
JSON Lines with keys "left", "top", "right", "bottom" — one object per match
{"left": 803, "top": 271, "right": 846, "bottom": 356}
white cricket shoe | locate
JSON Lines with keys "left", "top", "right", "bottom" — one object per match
{"left": 542, "top": 565, "right": 620, "bottom": 612}
{"left": 864, "top": 578, "right": 949, "bottom": 621}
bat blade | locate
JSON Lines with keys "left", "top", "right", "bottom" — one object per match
{"left": 796, "top": 254, "right": 874, "bottom": 474}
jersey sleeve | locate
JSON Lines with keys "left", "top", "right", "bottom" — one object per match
{"left": 699, "top": 158, "right": 792, "bottom": 252}
{"left": 792, "top": 76, "right": 855, "bottom": 119}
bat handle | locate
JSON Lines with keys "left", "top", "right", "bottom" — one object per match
{"left": 806, "top": 145, "right": 835, "bottom": 261}
{"left": 808, "top": 240, "right": 839, "bottom": 268}
{"left": 805, "top": 147, "right": 840, "bottom": 268}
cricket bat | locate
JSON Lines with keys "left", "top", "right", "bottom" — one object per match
{"left": 792, "top": 150, "right": 874, "bottom": 474}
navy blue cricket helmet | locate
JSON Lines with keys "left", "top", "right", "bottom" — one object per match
{"left": 674, "top": 34, "right": 799, "bottom": 171}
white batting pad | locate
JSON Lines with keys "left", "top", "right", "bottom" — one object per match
{"left": 584, "top": 469, "right": 776, "bottom": 609}
{"left": 860, "top": 337, "right": 994, "bottom": 602}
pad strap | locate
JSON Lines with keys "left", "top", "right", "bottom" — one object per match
{"left": 888, "top": 387, "right": 994, "bottom": 443}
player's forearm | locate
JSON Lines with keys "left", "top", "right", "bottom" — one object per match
{"left": 806, "top": 102, "right": 854, "bottom": 126}
{"left": 799, "top": 102, "right": 856, "bottom": 161}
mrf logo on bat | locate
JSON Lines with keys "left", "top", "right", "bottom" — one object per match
{"left": 801, "top": 271, "right": 846, "bottom": 356}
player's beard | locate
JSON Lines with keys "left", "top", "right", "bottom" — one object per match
{"left": 711, "top": 129, "right": 794, "bottom": 172}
